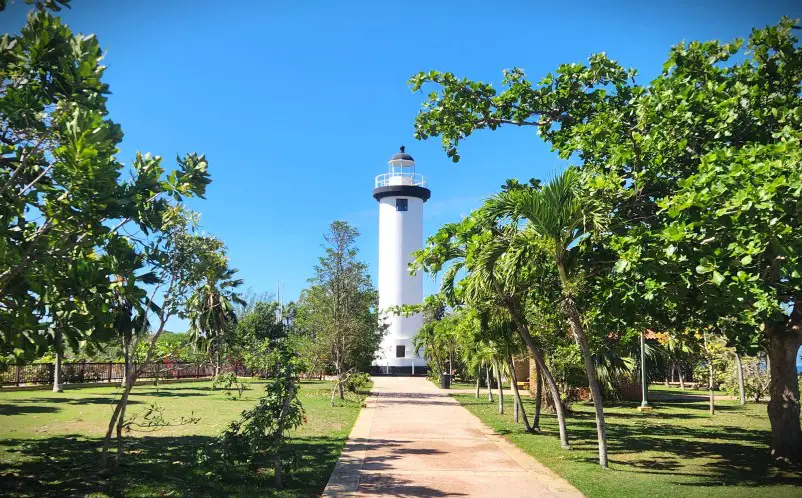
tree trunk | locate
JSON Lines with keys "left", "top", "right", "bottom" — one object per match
{"left": 495, "top": 360, "right": 504, "bottom": 415}
{"left": 53, "top": 349, "right": 63, "bottom": 393}
{"left": 504, "top": 301, "right": 570, "bottom": 448}
{"left": 475, "top": 374, "right": 480, "bottom": 399}
{"left": 273, "top": 381, "right": 297, "bottom": 487}
{"left": 214, "top": 345, "right": 221, "bottom": 378}
{"left": 766, "top": 324, "right": 802, "bottom": 463}
{"left": 490, "top": 277, "right": 570, "bottom": 447}
{"left": 533, "top": 364, "right": 542, "bottom": 430}
{"left": 486, "top": 363, "right": 494, "bottom": 402}
{"left": 678, "top": 364, "right": 686, "bottom": 390}
{"left": 514, "top": 389, "right": 519, "bottom": 421}
{"left": 708, "top": 361, "right": 715, "bottom": 415}
{"left": 564, "top": 295, "right": 608, "bottom": 468}
{"left": 735, "top": 353, "right": 746, "bottom": 406}
{"left": 507, "top": 356, "right": 533, "bottom": 432}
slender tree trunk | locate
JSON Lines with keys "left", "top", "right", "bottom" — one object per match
{"left": 708, "top": 361, "right": 715, "bottom": 415}
{"left": 678, "top": 364, "right": 686, "bottom": 390}
{"left": 563, "top": 294, "right": 608, "bottom": 468}
{"left": 735, "top": 353, "right": 746, "bottom": 406}
{"left": 53, "top": 349, "right": 63, "bottom": 393}
{"left": 766, "top": 323, "right": 802, "bottom": 463}
{"left": 508, "top": 356, "right": 533, "bottom": 432}
{"left": 493, "top": 281, "right": 570, "bottom": 448}
{"left": 505, "top": 303, "right": 570, "bottom": 448}
{"left": 475, "top": 373, "right": 480, "bottom": 399}
{"left": 486, "top": 363, "right": 494, "bottom": 402}
{"left": 514, "top": 388, "right": 519, "bottom": 421}
{"left": 664, "top": 365, "right": 670, "bottom": 387}
{"left": 273, "top": 381, "right": 297, "bottom": 488}
{"left": 495, "top": 360, "right": 504, "bottom": 415}
{"left": 533, "top": 364, "right": 542, "bottom": 431}
{"left": 100, "top": 392, "right": 125, "bottom": 468}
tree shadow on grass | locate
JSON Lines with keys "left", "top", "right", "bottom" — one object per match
{"left": 0, "top": 433, "right": 355, "bottom": 497}
{"left": 14, "top": 396, "right": 142, "bottom": 407}
{"left": 0, "top": 404, "right": 60, "bottom": 416}
{"left": 470, "top": 396, "right": 802, "bottom": 489}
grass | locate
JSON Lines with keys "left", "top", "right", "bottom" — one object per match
{"left": 649, "top": 384, "right": 727, "bottom": 397}
{"left": 0, "top": 378, "right": 369, "bottom": 497}
{"left": 453, "top": 390, "right": 802, "bottom": 498}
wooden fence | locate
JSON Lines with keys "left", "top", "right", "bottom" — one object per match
{"left": 0, "top": 361, "right": 253, "bottom": 387}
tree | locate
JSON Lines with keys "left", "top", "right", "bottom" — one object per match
{"left": 186, "top": 263, "right": 244, "bottom": 376}
{"left": 296, "top": 221, "right": 384, "bottom": 403}
{"left": 233, "top": 300, "right": 293, "bottom": 375}
{"left": 412, "top": 214, "right": 572, "bottom": 449}
{"left": 0, "top": 0, "right": 210, "bottom": 362}
{"left": 215, "top": 328, "right": 304, "bottom": 488}
{"left": 100, "top": 209, "right": 230, "bottom": 468}
{"left": 409, "top": 18, "right": 802, "bottom": 463}
{"left": 487, "top": 169, "right": 610, "bottom": 467}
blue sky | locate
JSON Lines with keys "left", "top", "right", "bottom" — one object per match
{"left": 2, "top": 0, "right": 801, "bottom": 358}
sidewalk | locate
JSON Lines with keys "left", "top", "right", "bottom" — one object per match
{"left": 323, "top": 376, "right": 582, "bottom": 497}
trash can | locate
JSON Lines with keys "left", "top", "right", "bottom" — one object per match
{"left": 439, "top": 373, "right": 451, "bottom": 389}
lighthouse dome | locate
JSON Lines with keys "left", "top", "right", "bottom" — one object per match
{"left": 390, "top": 145, "right": 414, "bottom": 162}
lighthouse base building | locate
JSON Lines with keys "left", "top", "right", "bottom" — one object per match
{"left": 372, "top": 147, "right": 430, "bottom": 375}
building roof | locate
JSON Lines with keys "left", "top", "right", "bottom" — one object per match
{"left": 390, "top": 145, "right": 414, "bottom": 162}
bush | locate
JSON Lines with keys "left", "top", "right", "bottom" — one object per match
{"left": 345, "top": 372, "right": 371, "bottom": 393}
{"left": 722, "top": 355, "right": 770, "bottom": 402}
{"left": 212, "top": 372, "right": 247, "bottom": 399}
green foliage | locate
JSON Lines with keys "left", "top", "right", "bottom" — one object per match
{"left": 212, "top": 338, "right": 304, "bottom": 485}
{"left": 410, "top": 17, "right": 802, "bottom": 461}
{"left": 723, "top": 355, "right": 771, "bottom": 402}
{"left": 296, "top": 221, "right": 384, "bottom": 378}
{"left": 0, "top": 4, "right": 211, "bottom": 360}
{"left": 211, "top": 372, "right": 248, "bottom": 399}
{"left": 344, "top": 372, "right": 371, "bottom": 393}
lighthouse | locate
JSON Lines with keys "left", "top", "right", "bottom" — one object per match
{"left": 373, "top": 146, "right": 430, "bottom": 374}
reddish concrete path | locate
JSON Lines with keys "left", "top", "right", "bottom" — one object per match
{"left": 323, "top": 376, "right": 582, "bottom": 497}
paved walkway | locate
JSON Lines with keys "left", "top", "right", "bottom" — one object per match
{"left": 323, "top": 376, "right": 582, "bottom": 497}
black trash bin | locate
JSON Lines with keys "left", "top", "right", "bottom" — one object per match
{"left": 439, "top": 373, "right": 451, "bottom": 389}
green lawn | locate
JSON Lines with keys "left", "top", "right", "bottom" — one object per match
{"left": 0, "top": 379, "right": 368, "bottom": 497}
{"left": 453, "top": 392, "right": 802, "bottom": 497}
{"left": 649, "top": 384, "right": 727, "bottom": 397}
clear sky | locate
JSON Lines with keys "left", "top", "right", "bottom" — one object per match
{"left": 2, "top": 0, "right": 801, "bottom": 360}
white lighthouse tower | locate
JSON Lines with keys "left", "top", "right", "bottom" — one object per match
{"left": 373, "top": 146, "right": 430, "bottom": 374}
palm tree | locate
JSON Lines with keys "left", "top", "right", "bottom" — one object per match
{"left": 186, "top": 268, "right": 244, "bottom": 376}
{"left": 413, "top": 218, "right": 571, "bottom": 449}
{"left": 490, "top": 167, "right": 610, "bottom": 468}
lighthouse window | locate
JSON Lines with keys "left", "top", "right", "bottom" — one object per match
{"left": 396, "top": 345, "right": 406, "bottom": 358}
{"left": 396, "top": 198, "right": 408, "bottom": 212}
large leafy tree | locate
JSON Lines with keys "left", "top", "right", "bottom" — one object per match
{"left": 296, "top": 221, "right": 384, "bottom": 402}
{"left": 409, "top": 18, "right": 802, "bottom": 463}
{"left": 0, "top": 1, "right": 211, "bottom": 360}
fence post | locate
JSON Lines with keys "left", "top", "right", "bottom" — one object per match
{"left": 15, "top": 364, "right": 21, "bottom": 386}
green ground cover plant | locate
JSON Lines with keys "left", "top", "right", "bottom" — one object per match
{"left": 0, "top": 379, "right": 368, "bottom": 497}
